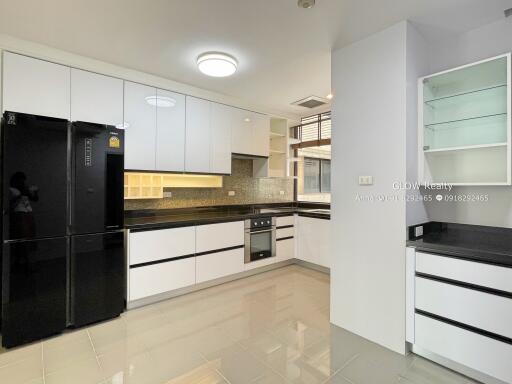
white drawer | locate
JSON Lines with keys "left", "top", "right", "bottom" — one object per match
{"left": 276, "top": 215, "right": 295, "bottom": 227}
{"left": 415, "top": 314, "right": 512, "bottom": 384}
{"left": 129, "top": 257, "right": 196, "bottom": 301}
{"left": 196, "top": 248, "right": 244, "bottom": 283}
{"left": 244, "top": 256, "right": 276, "bottom": 271}
{"left": 416, "top": 277, "right": 512, "bottom": 339}
{"left": 196, "top": 221, "right": 244, "bottom": 253}
{"left": 276, "top": 238, "right": 294, "bottom": 262}
{"left": 277, "top": 226, "right": 294, "bottom": 239}
{"left": 416, "top": 252, "right": 512, "bottom": 292}
{"left": 129, "top": 227, "right": 195, "bottom": 266}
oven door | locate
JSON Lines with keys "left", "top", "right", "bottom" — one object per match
{"left": 244, "top": 228, "right": 276, "bottom": 264}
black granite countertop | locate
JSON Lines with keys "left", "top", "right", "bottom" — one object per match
{"left": 406, "top": 222, "right": 512, "bottom": 267}
{"left": 125, "top": 203, "right": 330, "bottom": 231}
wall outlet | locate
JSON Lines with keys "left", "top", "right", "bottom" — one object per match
{"left": 280, "top": 190, "right": 285, "bottom": 195}
{"left": 228, "top": 191, "right": 236, "bottom": 196}
{"left": 414, "top": 226, "right": 424, "bottom": 237}
{"left": 358, "top": 175, "right": 373, "bottom": 185}
{"left": 163, "top": 191, "right": 172, "bottom": 198}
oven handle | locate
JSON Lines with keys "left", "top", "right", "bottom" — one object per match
{"left": 248, "top": 228, "right": 275, "bottom": 234}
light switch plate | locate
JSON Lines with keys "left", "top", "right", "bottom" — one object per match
{"left": 228, "top": 191, "right": 236, "bottom": 196}
{"left": 359, "top": 176, "right": 373, "bottom": 185}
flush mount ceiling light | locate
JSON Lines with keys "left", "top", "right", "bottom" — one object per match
{"left": 197, "top": 52, "right": 238, "bottom": 77}
{"left": 145, "top": 95, "right": 176, "bottom": 107}
{"left": 244, "top": 117, "right": 251, "bottom": 122}
{"left": 326, "top": 93, "right": 333, "bottom": 100}
{"left": 298, "top": 0, "right": 315, "bottom": 9}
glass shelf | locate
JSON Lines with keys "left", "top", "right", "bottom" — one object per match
{"left": 424, "top": 113, "right": 507, "bottom": 151}
{"left": 424, "top": 84, "right": 507, "bottom": 104}
{"left": 424, "top": 142, "right": 507, "bottom": 154}
{"left": 424, "top": 85, "right": 507, "bottom": 126}
{"left": 424, "top": 56, "right": 507, "bottom": 100}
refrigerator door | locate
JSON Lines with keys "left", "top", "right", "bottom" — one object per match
{"left": 2, "top": 112, "right": 68, "bottom": 241}
{"left": 71, "top": 122, "right": 124, "bottom": 235}
{"left": 1, "top": 237, "right": 67, "bottom": 348}
{"left": 70, "top": 232, "right": 125, "bottom": 327}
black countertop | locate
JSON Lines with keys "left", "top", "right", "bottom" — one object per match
{"left": 125, "top": 203, "right": 330, "bottom": 231}
{"left": 406, "top": 222, "right": 512, "bottom": 267}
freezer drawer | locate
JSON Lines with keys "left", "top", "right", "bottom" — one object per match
{"left": 1, "top": 237, "right": 67, "bottom": 348}
{"left": 70, "top": 232, "right": 125, "bottom": 327}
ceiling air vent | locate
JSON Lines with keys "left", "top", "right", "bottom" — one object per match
{"left": 505, "top": 7, "right": 512, "bottom": 17}
{"left": 292, "top": 96, "right": 329, "bottom": 109}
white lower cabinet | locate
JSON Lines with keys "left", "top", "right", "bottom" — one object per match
{"left": 276, "top": 238, "right": 294, "bottom": 263}
{"left": 297, "top": 216, "right": 330, "bottom": 268}
{"left": 129, "top": 257, "right": 196, "bottom": 301}
{"left": 416, "top": 277, "right": 512, "bottom": 339}
{"left": 415, "top": 314, "right": 512, "bottom": 384}
{"left": 195, "top": 221, "right": 244, "bottom": 254}
{"left": 129, "top": 226, "right": 195, "bottom": 266}
{"left": 196, "top": 248, "right": 244, "bottom": 284}
{"left": 244, "top": 256, "right": 276, "bottom": 271}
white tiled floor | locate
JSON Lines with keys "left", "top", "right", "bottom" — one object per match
{"left": 0, "top": 265, "right": 477, "bottom": 384}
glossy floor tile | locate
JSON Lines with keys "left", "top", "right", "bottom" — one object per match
{"left": 0, "top": 265, "right": 477, "bottom": 384}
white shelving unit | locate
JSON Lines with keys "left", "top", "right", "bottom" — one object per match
{"left": 267, "top": 118, "right": 290, "bottom": 177}
{"left": 418, "top": 53, "right": 511, "bottom": 185}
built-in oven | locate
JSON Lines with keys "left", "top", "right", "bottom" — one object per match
{"left": 244, "top": 216, "right": 276, "bottom": 264}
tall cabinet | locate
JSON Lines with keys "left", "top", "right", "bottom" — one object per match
{"left": 418, "top": 53, "right": 511, "bottom": 185}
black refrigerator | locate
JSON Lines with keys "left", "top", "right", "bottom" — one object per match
{"left": 1, "top": 112, "right": 125, "bottom": 348}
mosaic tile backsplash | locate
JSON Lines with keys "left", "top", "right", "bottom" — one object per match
{"left": 124, "top": 159, "right": 294, "bottom": 210}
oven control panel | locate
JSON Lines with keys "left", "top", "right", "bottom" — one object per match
{"left": 249, "top": 217, "right": 273, "bottom": 229}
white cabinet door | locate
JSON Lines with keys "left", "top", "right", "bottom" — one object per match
{"left": 210, "top": 102, "right": 232, "bottom": 174}
{"left": 276, "top": 238, "right": 294, "bottom": 263}
{"left": 3, "top": 52, "right": 70, "bottom": 119}
{"left": 70, "top": 69, "right": 123, "bottom": 125}
{"left": 297, "top": 216, "right": 330, "bottom": 268}
{"left": 129, "top": 257, "right": 196, "bottom": 301}
{"left": 129, "top": 226, "right": 196, "bottom": 266}
{"left": 251, "top": 113, "right": 270, "bottom": 157}
{"left": 124, "top": 81, "right": 157, "bottom": 170}
{"left": 156, "top": 89, "right": 186, "bottom": 172}
{"left": 196, "top": 248, "right": 244, "bottom": 284}
{"left": 195, "top": 221, "right": 245, "bottom": 254}
{"left": 185, "top": 96, "right": 210, "bottom": 173}
{"left": 231, "top": 108, "right": 253, "bottom": 155}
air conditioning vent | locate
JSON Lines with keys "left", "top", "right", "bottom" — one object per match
{"left": 505, "top": 7, "right": 512, "bottom": 17}
{"left": 292, "top": 96, "right": 329, "bottom": 109}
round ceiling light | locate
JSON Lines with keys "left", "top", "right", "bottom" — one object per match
{"left": 197, "top": 52, "right": 238, "bottom": 77}
{"left": 298, "top": 0, "right": 315, "bottom": 9}
{"left": 145, "top": 95, "right": 176, "bottom": 107}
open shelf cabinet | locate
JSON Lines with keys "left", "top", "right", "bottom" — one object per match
{"left": 418, "top": 53, "right": 511, "bottom": 185}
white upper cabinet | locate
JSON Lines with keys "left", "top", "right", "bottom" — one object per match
{"left": 231, "top": 108, "right": 253, "bottom": 155}
{"left": 3, "top": 52, "right": 70, "bottom": 119}
{"left": 252, "top": 112, "right": 270, "bottom": 157}
{"left": 70, "top": 68, "right": 123, "bottom": 125}
{"left": 210, "top": 103, "right": 232, "bottom": 174}
{"left": 185, "top": 96, "right": 211, "bottom": 173}
{"left": 156, "top": 89, "right": 186, "bottom": 172}
{"left": 124, "top": 81, "right": 157, "bottom": 170}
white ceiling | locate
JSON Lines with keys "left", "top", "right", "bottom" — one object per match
{"left": 0, "top": 0, "right": 510, "bottom": 118}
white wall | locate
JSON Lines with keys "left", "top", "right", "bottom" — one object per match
{"left": 420, "top": 18, "right": 512, "bottom": 227}
{"left": 331, "top": 21, "right": 424, "bottom": 355}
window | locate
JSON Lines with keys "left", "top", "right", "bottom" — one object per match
{"left": 292, "top": 112, "right": 331, "bottom": 203}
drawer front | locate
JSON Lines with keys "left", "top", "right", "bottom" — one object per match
{"left": 416, "top": 252, "right": 512, "bottom": 292}
{"left": 129, "top": 257, "right": 196, "bottom": 301}
{"left": 244, "top": 256, "right": 276, "bottom": 271}
{"left": 276, "top": 238, "right": 294, "bottom": 262}
{"left": 196, "top": 248, "right": 244, "bottom": 284}
{"left": 196, "top": 221, "right": 244, "bottom": 253}
{"left": 276, "top": 215, "right": 294, "bottom": 227}
{"left": 130, "top": 227, "right": 195, "bottom": 266}
{"left": 415, "top": 314, "right": 512, "bottom": 383}
{"left": 416, "top": 277, "right": 512, "bottom": 339}
{"left": 277, "top": 226, "right": 294, "bottom": 239}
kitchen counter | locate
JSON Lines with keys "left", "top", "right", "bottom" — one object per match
{"left": 407, "top": 222, "right": 512, "bottom": 267}
{"left": 125, "top": 203, "right": 330, "bottom": 231}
